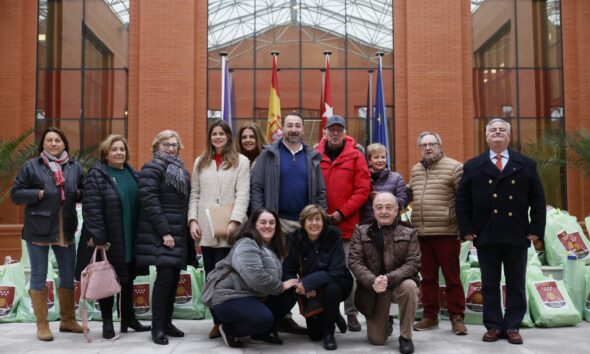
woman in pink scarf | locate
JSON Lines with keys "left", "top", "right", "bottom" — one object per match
{"left": 12, "top": 127, "right": 84, "bottom": 341}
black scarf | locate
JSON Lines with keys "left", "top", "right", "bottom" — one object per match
{"left": 153, "top": 151, "right": 188, "bottom": 197}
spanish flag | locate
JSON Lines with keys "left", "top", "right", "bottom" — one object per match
{"left": 266, "top": 54, "right": 282, "bottom": 143}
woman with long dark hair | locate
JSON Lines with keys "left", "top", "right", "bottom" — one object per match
{"left": 187, "top": 119, "right": 250, "bottom": 338}
{"left": 210, "top": 208, "right": 299, "bottom": 348}
{"left": 235, "top": 122, "right": 267, "bottom": 165}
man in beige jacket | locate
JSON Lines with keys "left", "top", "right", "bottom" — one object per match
{"left": 408, "top": 132, "right": 467, "bottom": 335}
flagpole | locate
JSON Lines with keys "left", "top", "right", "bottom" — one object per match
{"left": 319, "top": 51, "right": 333, "bottom": 140}
{"left": 320, "top": 68, "right": 325, "bottom": 141}
{"left": 366, "top": 69, "right": 374, "bottom": 148}
{"left": 266, "top": 51, "right": 283, "bottom": 143}
{"left": 219, "top": 52, "right": 231, "bottom": 129}
{"left": 375, "top": 51, "right": 390, "bottom": 166}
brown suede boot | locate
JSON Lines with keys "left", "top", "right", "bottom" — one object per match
{"left": 29, "top": 288, "right": 54, "bottom": 341}
{"left": 57, "top": 288, "right": 83, "bottom": 333}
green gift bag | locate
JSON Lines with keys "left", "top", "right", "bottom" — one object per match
{"left": 16, "top": 263, "right": 60, "bottom": 322}
{"left": 0, "top": 262, "right": 26, "bottom": 323}
{"left": 173, "top": 266, "right": 208, "bottom": 319}
{"left": 584, "top": 266, "right": 590, "bottom": 322}
{"left": 545, "top": 210, "right": 590, "bottom": 266}
{"left": 461, "top": 268, "right": 483, "bottom": 325}
{"left": 133, "top": 266, "right": 156, "bottom": 320}
{"left": 527, "top": 271, "right": 581, "bottom": 327}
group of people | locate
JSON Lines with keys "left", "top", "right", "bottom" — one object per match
{"left": 11, "top": 114, "right": 545, "bottom": 353}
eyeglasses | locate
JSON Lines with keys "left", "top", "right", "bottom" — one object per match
{"left": 419, "top": 142, "right": 439, "bottom": 149}
{"left": 162, "top": 142, "right": 179, "bottom": 149}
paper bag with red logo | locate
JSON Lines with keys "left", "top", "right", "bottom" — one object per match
{"left": 460, "top": 268, "right": 483, "bottom": 325}
{"left": 527, "top": 271, "right": 581, "bottom": 327}
{"left": 172, "top": 265, "right": 208, "bottom": 319}
{"left": 0, "top": 262, "right": 26, "bottom": 323}
{"left": 132, "top": 266, "right": 156, "bottom": 320}
{"left": 545, "top": 209, "right": 590, "bottom": 266}
{"left": 16, "top": 263, "right": 60, "bottom": 322}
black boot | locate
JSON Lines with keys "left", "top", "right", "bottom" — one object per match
{"left": 323, "top": 332, "right": 337, "bottom": 350}
{"left": 120, "top": 283, "right": 151, "bottom": 332}
{"left": 99, "top": 297, "right": 115, "bottom": 339}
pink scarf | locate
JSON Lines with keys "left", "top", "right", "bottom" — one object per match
{"left": 40, "top": 150, "right": 69, "bottom": 201}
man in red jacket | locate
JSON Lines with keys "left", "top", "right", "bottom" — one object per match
{"left": 317, "top": 115, "right": 371, "bottom": 331}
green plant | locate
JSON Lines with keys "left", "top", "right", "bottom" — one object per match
{"left": 0, "top": 128, "right": 37, "bottom": 203}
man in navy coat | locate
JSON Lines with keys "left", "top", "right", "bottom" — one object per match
{"left": 456, "top": 118, "right": 546, "bottom": 345}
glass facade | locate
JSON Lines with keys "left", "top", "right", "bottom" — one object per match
{"left": 36, "top": 0, "right": 129, "bottom": 152}
{"left": 207, "top": 0, "right": 394, "bottom": 148}
{"left": 472, "top": 0, "right": 565, "bottom": 208}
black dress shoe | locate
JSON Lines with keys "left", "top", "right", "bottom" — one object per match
{"left": 399, "top": 336, "right": 414, "bottom": 354}
{"left": 323, "top": 333, "right": 337, "bottom": 351}
{"left": 335, "top": 313, "right": 347, "bottom": 334}
{"left": 152, "top": 329, "right": 169, "bottom": 345}
{"left": 121, "top": 316, "right": 151, "bottom": 332}
{"left": 102, "top": 318, "right": 115, "bottom": 339}
{"left": 277, "top": 317, "right": 307, "bottom": 335}
{"left": 166, "top": 323, "right": 184, "bottom": 337}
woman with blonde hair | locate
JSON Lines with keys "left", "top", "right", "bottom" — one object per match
{"left": 359, "top": 143, "right": 408, "bottom": 225}
{"left": 76, "top": 134, "right": 150, "bottom": 339}
{"left": 135, "top": 130, "right": 194, "bottom": 345}
{"left": 188, "top": 119, "right": 250, "bottom": 339}
{"left": 235, "top": 122, "right": 267, "bottom": 164}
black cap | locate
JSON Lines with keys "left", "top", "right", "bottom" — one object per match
{"left": 326, "top": 115, "right": 346, "bottom": 128}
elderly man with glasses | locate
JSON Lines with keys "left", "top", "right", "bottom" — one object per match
{"left": 407, "top": 132, "right": 467, "bottom": 336}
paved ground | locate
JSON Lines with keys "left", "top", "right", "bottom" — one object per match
{"left": 2, "top": 310, "right": 589, "bottom": 354}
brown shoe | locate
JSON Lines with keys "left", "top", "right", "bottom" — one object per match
{"left": 346, "top": 314, "right": 362, "bottom": 332}
{"left": 482, "top": 328, "right": 502, "bottom": 342}
{"left": 209, "top": 324, "right": 221, "bottom": 339}
{"left": 506, "top": 329, "right": 523, "bottom": 344}
{"left": 450, "top": 315, "right": 468, "bottom": 335}
{"left": 29, "top": 289, "right": 54, "bottom": 341}
{"left": 57, "top": 288, "right": 83, "bottom": 333}
{"left": 413, "top": 317, "right": 439, "bottom": 331}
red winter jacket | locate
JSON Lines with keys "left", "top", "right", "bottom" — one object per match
{"left": 317, "top": 136, "right": 371, "bottom": 239}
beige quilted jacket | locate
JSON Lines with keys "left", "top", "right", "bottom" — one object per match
{"left": 408, "top": 154, "right": 463, "bottom": 236}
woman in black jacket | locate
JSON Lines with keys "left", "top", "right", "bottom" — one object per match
{"left": 283, "top": 205, "right": 353, "bottom": 350}
{"left": 75, "top": 134, "right": 150, "bottom": 339}
{"left": 11, "top": 127, "right": 84, "bottom": 341}
{"left": 135, "top": 130, "right": 194, "bottom": 345}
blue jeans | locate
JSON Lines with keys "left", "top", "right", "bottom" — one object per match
{"left": 26, "top": 241, "right": 76, "bottom": 290}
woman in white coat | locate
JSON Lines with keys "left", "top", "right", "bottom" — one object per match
{"left": 188, "top": 119, "right": 250, "bottom": 338}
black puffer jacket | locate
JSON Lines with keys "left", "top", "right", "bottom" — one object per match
{"left": 75, "top": 162, "right": 138, "bottom": 284}
{"left": 283, "top": 225, "right": 353, "bottom": 294}
{"left": 135, "top": 159, "right": 192, "bottom": 270}
{"left": 11, "top": 156, "right": 83, "bottom": 243}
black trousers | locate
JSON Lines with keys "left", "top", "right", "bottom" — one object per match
{"left": 477, "top": 243, "right": 527, "bottom": 331}
{"left": 305, "top": 281, "right": 350, "bottom": 341}
{"left": 97, "top": 282, "right": 139, "bottom": 321}
{"left": 151, "top": 266, "right": 181, "bottom": 329}
{"left": 201, "top": 246, "right": 230, "bottom": 277}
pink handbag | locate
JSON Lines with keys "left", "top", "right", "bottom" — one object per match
{"left": 80, "top": 247, "right": 121, "bottom": 342}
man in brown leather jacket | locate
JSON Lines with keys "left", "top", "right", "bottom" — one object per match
{"left": 348, "top": 192, "right": 420, "bottom": 354}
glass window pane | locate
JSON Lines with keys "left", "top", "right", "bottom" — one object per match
{"left": 472, "top": 0, "right": 515, "bottom": 68}
{"left": 517, "top": 68, "right": 563, "bottom": 118}
{"left": 36, "top": 69, "right": 82, "bottom": 119}
{"left": 516, "top": 0, "right": 562, "bottom": 68}
{"left": 83, "top": 118, "right": 126, "bottom": 150}
{"left": 473, "top": 68, "right": 517, "bottom": 118}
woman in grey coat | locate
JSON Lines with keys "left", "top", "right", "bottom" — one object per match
{"left": 210, "top": 208, "right": 299, "bottom": 348}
